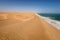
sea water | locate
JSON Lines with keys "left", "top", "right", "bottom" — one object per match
{"left": 38, "top": 13, "right": 60, "bottom": 21}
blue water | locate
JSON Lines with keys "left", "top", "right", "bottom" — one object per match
{"left": 38, "top": 13, "right": 60, "bottom": 21}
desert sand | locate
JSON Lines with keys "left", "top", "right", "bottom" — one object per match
{"left": 0, "top": 12, "right": 60, "bottom": 40}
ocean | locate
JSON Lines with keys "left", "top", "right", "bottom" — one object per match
{"left": 38, "top": 13, "right": 60, "bottom": 21}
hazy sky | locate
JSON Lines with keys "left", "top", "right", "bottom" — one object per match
{"left": 0, "top": 0, "right": 60, "bottom": 13}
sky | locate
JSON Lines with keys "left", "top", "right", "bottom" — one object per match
{"left": 0, "top": 0, "right": 60, "bottom": 13}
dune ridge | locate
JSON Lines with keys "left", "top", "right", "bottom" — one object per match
{"left": 0, "top": 12, "right": 34, "bottom": 21}
{"left": 0, "top": 12, "right": 60, "bottom": 40}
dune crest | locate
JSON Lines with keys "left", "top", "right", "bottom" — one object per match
{"left": 0, "top": 12, "right": 35, "bottom": 21}
{"left": 15, "top": 13, "right": 34, "bottom": 21}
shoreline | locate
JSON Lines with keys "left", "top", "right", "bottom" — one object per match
{"left": 35, "top": 13, "right": 60, "bottom": 30}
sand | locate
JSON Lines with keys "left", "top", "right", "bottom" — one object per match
{"left": 0, "top": 12, "right": 60, "bottom": 40}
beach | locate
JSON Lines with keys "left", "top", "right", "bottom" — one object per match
{"left": 0, "top": 12, "right": 60, "bottom": 40}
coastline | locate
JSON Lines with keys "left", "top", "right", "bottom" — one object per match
{"left": 35, "top": 13, "right": 60, "bottom": 30}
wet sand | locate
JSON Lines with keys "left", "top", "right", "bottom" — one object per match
{"left": 0, "top": 12, "right": 60, "bottom": 40}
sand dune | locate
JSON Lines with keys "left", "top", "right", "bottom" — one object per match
{"left": 0, "top": 12, "right": 34, "bottom": 21}
{"left": 0, "top": 14, "right": 8, "bottom": 20}
{"left": 0, "top": 12, "right": 60, "bottom": 40}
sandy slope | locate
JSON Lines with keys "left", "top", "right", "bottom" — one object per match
{"left": 0, "top": 12, "right": 60, "bottom": 40}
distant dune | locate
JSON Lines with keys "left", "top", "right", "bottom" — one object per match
{"left": 0, "top": 12, "right": 60, "bottom": 40}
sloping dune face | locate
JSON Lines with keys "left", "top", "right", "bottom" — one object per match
{"left": 0, "top": 12, "right": 60, "bottom": 40}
